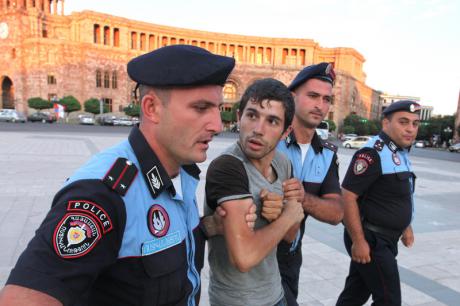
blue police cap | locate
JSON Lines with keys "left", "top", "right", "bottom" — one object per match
{"left": 288, "top": 62, "right": 336, "bottom": 91}
{"left": 382, "top": 100, "right": 421, "bottom": 117}
{"left": 127, "top": 45, "right": 235, "bottom": 87}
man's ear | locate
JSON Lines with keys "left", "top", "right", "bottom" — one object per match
{"left": 141, "top": 92, "right": 162, "bottom": 123}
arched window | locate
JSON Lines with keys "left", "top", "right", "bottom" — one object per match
{"left": 93, "top": 24, "right": 100, "bottom": 44}
{"left": 96, "top": 70, "right": 102, "bottom": 88}
{"left": 223, "top": 82, "right": 237, "bottom": 102}
{"left": 103, "top": 26, "right": 110, "bottom": 45}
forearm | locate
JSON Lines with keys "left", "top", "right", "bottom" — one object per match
{"left": 0, "top": 285, "right": 62, "bottom": 306}
{"left": 226, "top": 214, "right": 295, "bottom": 272}
{"left": 342, "top": 194, "right": 365, "bottom": 244}
{"left": 302, "top": 194, "right": 343, "bottom": 225}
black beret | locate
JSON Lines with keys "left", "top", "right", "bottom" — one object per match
{"left": 383, "top": 100, "right": 421, "bottom": 117}
{"left": 288, "top": 62, "right": 336, "bottom": 91}
{"left": 127, "top": 45, "right": 235, "bottom": 87}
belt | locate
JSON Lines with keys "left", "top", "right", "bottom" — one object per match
{"left": 362, "top": 221, "right": 402, "bottom": 240}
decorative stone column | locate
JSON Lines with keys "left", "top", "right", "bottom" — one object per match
{"left": 44, "top": 0, "right": 50, "bottom": 14}
{"left": 53, "top": 0, "right": 57, "bottom": 15}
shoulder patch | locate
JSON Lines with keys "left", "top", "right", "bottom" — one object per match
{"left": 353, "top": 158, "right": 369, "bottom": 175}
{"left": 53, "top": 213, "right": 102, "bottom": 259}
{"left": 67, "top": 200, "right": 113, "bottom": 233}
{"left": 321, "top": 140, "right": 338, "bottom": 152}
{"left": 374, "top": 139, "right": 384, "bottom": 151}
{"left": 103, "top": 158, "right": 138, "bottom": 196}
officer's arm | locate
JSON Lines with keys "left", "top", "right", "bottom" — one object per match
{"left": 221, "top": 198, "right": 301, "bottom": 272}
{"left": 342, "top": 189, "right": 365, "bottom": 245}
{"left": 302, "top": 193, "right": 342, "bottom": 225}
{"left": 0, "top": 285, "right": 62, "bottom": 306}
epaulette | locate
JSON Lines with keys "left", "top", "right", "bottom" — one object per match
{"left": 321, "top": 139, "right": 338, "bottom": 153}
{"left": 374, "top": 139, "right": 384, "bottom": 151}
{"left": 102, "top": 158, "right": 138, "bottom": 196}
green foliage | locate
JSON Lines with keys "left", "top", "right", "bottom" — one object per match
{"left": 325, "top": 119, "right": 336, "bottom": 132}
{"left": 59, "top": 95, "right": 81, "bottom": 113}
{"left": 342, "top": 114, "right": 380, "bottom": 135}
{"left": 124, "top": 104, "right": 140, "bottom": 117}
{"left": 221, "top": 111, "right": 233, "bottom": 122}
{"left": 84, "top": 98, "right": 108, "bottom": 114}
{"left": 28, "top": 97, "right": 52, "bottom": 110}
{"left": 342, "top": 125, "right": 355, "bottom": 134}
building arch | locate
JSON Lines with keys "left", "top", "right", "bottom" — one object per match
{"left": 1, "top": 76, "right": 14, "bottom": 109}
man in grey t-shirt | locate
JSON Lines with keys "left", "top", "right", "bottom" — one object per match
{"left": 205, "top": 78, "right": 305, "bottom": 306}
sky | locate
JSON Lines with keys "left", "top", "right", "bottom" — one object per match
{"left": 66, "top": 0, "right": 460, "bottom": 115}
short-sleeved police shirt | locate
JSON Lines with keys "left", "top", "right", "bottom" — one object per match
{"left": 342, "top": 132, "right": 415, "bottom": 231}
{"left": 6, "top": 126, "right": 205, "bottom": 306}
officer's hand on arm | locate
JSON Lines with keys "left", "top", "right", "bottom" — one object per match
{"left": 203, "top": 204, "right": 257, "bottom": 237}
{"left": 282, "top": 178, "right": 304, "bottom": 203}
{"left": 260, "top": 189, "right": 283, "bottom": 222}
{"left": 401, "top": 225, "right": 414, "bottom": 248}
{"left": 0, "top": 285, "right": 62, "bottom": 306}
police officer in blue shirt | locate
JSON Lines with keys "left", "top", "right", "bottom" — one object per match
{"left": 265, "top": 63, "right": 343, "bottom": 306}
{"left": 0, "top": 45, "right": 240, "bottom": 306}
{"left": 336, "top": 100, "right": 420, "bottom": 306}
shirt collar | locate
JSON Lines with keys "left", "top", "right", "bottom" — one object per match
{"left": 128, "top": 125, "right": 200, "bottom": 199}
{"left": 285, "top": 130, "right": 323, "bottom": 154}
{"left": 378, "top": 131, "right": 405, "bottom": 153}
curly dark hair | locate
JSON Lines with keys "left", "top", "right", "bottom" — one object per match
{"left": 238, "top": 78, "right": 294, "bottom": 131}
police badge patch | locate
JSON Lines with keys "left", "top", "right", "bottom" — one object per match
{"left": 353, "top": 158, "right": 369, "bottom": 175}
{"left": 148, "top": 205, "right": 170, "bottom": 237}
{"left": 392, "top": 153, "right": 401, "bottom": 165}
{"left": 53, "top": 213, "right": 101, "bottom": 258}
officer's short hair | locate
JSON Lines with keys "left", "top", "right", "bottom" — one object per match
{"left": 238, "top": 78, "right": 295, "bottom": 132}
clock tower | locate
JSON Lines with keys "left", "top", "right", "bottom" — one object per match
{"left": 0, "top": 0, "right": 65, "bottom": 111}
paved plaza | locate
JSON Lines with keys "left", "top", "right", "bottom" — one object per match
{"left": 1, "top": 128, "right": 459, "bottom": 305}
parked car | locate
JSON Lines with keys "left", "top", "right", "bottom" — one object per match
{"left": 342, "top": 136, "right": 371, "bottom": 149}
{"left": 97, "top": 114, "right": 117, "bottom": 126}
{"left": 0, "top": 109, "right": 27, "bottom": 123}
{"left": 28, "top": 112, "right": 56, "bottom": 123}
{"left": 113, "top": 116, "right": 134, "bottom": 126}
{"left": 448, "top": 143, "right": 460, "bottom": 153}
{"left": 79, "top": 115, "right": 95, "bottom": 125}
{"left": 341, "top": 133, "right": 358, "bottom": 141}
{"left": 414, "top": 140, "right": 426, "bottom": 148}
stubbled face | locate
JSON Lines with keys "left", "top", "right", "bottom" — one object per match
{"left": 238, "top": 99, "right": 288, "bottom": 162}
{"left": 156, "top": 85, "right": 223, "bottom": 166}
{"left": 383, "top": 111, "right": 420, "bottom": 148}
{"left": 292, "top": 78, "right": 332, "bottom": 128}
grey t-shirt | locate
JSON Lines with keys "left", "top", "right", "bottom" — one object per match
{"left": 205, "top": 142, "right": 291, "bottom": 306}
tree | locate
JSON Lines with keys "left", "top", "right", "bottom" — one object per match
{"left": 124, "top": 104, "right": 140, "bottom": 117}
{"left": 342, "top": 125, "right": 355, "bottom": 134}
{"left": 59, "top": 95, "right": 81, "bottom": 113}
{"left": 84, "top": 98, "right": 108, "bottom": 114}
{"left": 325, "top": 119, "right": 336, "bottom": 132}
{"left": 28, "top": 97, "right": 52, "bottom": 111}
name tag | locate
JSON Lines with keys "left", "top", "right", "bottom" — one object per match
{"left": 141, "top": 231, "right": 181, "bottom": 256}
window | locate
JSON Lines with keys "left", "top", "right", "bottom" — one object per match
{"left": 131, "top": 32, "right": 137, "bottom": 49}
{"left": 140, "top": 33, "right": 146, "bottom": 50}
{"left": 96, "top": 70, "right": 102, "bottom": 88}
{"left": 47, "top": 75, "right": 56, "bottom": 85}
{"left": 104, "top": 71, "right": 110, "bottom": 88}
{"left": 42, "top": 22, "right": 47, "bottom": 38}
{"left": 94, "top": 24, "right": 101, "bottom": 44}
{"left": 113, "top": 28, "right": 120, "bottom": 47}
{"left": 149, "top": 34, "right": 155, "bottom": 50}
{"left": 223, "top": 82, "right": 237, "bottom": 102}
{"left": 102, "top": 98, "right": 113, "bottom": 112}
{"left": 112, "top": 71, "right": 118, "bottom": 89}
{"left": 103, "top": 26, "right": 110, "bottom": 45}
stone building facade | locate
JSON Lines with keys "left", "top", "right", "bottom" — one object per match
{"left": 0, "top": 0, "right": 380, "bottom": 130}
